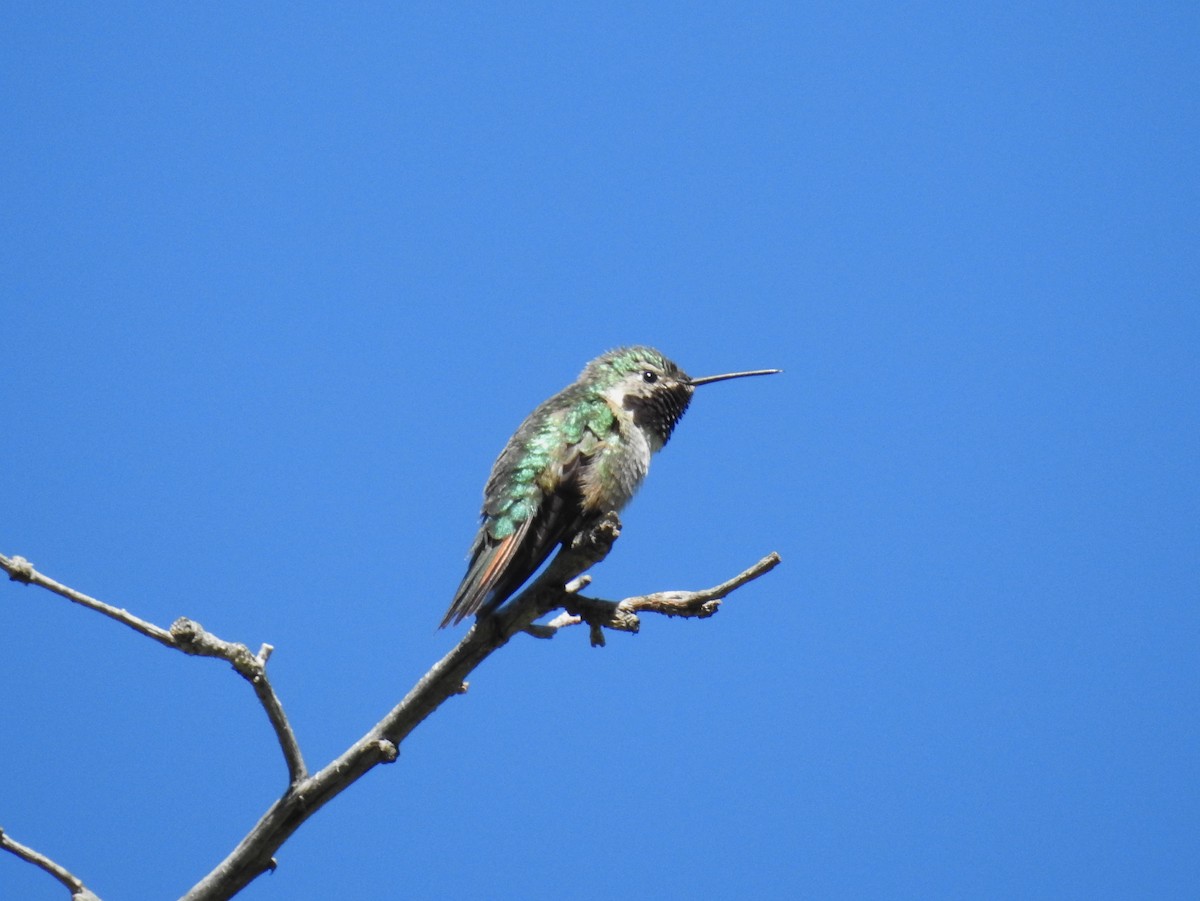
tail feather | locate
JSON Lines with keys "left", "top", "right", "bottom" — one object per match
{"left": 439, "top": 529, "right": 525, "bottom": 628}
{"left": 440, "top": 487, "right": 587, "bottom": 628}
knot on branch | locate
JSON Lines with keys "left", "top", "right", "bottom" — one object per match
{"left": 569, "top": 512, "right": 620, "bottom": 565}
{"left": 5, "top": 556, "right": 34, "bottom": 583}
{"left": 170, "top": 617, "right": 262, "bottom": 678}
{"left": 563, "top": 597, "right": 642, "bottom": 647}
{"left": 169, "top": 616, "right": 203, "bottom": 644}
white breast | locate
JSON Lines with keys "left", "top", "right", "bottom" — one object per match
{"left": 580, "top": 398, "right": 655, "bottom": 513}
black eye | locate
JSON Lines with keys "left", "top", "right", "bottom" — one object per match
{"left": 642, "top": 370, "right": 658, "bottom": 383}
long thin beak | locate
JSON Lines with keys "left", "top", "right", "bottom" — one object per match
{"left": 688, "top": 368, "right": 781, "bottom": 386}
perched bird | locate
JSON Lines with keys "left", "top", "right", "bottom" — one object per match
{"left": 441, "top": 346, "right": 779, "bottom": 628}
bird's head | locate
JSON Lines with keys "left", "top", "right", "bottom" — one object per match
{"left": 582, "top": 346, "right": 779, "bottom": 449}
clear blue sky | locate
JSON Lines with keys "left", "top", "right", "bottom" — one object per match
{"left": 3, "top": 4, "right": 1197, "bottom": 899}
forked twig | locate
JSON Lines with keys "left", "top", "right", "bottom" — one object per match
{"left": 0, "top": 555, "right": 305, "bottom": 784}
{"left": 2, "top": 517, "right": 780, "bottom": 901}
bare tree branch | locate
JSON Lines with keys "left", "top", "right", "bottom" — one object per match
{"left": 0, "top": 554, "right": 175, "bottom": 647}
{"left": 3, "top": 517, "right": 781, "bottom": 901}
{"left": 563, "top": 551, "right": 784, "bottom": 646}
{"left": 0, "top": 554, "right": 305, "bottom": 784}
{"left": 0, "top": 826, "right": 102, "bottom": 901}
{"left": 177, "top": 514, "right": 628, "bottom": 901}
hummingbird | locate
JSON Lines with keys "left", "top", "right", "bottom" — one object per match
{"left": 440, "top": 346, "right": 779, "bottom": 628}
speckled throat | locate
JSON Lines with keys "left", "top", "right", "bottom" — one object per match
{"left": 622, "top": 382, "right": 694, "bottom": 447}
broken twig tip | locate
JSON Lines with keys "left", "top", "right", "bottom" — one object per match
{"left": 564, "top": 574, "right": 592, "bottom": 594}
{"left": 376, "top": 739, "right": 399, "bottom": 762}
